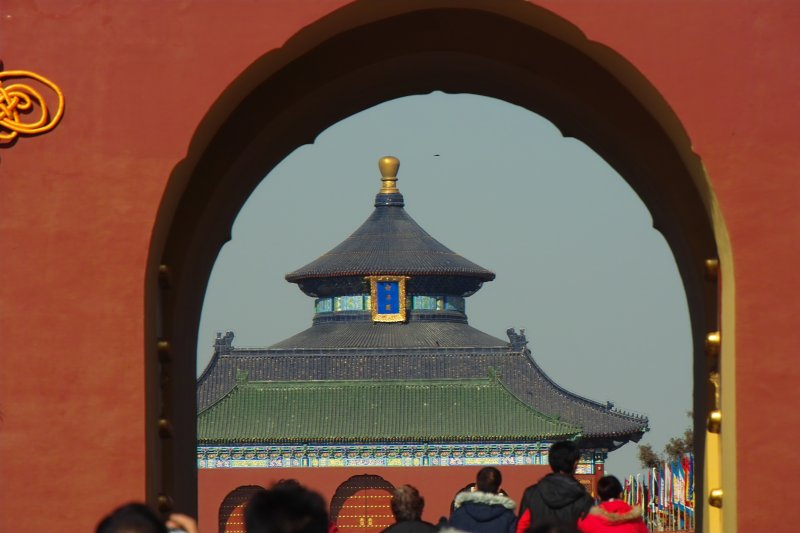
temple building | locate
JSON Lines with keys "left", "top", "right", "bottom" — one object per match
{"left": 197, "top": 157, "right": 648, "bottom": 533}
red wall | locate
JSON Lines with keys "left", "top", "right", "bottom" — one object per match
{"left": 1, "top": 1, "right": 798, "bottom": 531}
{"left": 200, "top": 465, "right": 558, "bottom": 527}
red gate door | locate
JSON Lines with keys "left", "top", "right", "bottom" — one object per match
{"left": 220, "top": 486, "right": 262, "bottom": 533}
{"left": 334, "top": 487, "right": 394, "bottom": 533}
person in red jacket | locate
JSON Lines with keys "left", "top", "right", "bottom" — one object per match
{"left": 577, "top": 476, "right": 648, "bottom": 533}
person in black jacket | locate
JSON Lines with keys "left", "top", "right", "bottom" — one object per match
{"left": 381, "top": 485, "right": 438, "bottom": 533}
{"left": 449, "top": 467, "right": 517, "bottom": 533}
{"left": 516, "top": 441, "right": 593, "bottom": 532}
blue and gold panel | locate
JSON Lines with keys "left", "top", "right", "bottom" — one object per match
{"left": 367, "top": 276, "right": 408, "bottom": 323}
{"left": 377, "top": 283, "right": 399, "bottom": 313}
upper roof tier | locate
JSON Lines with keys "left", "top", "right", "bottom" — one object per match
{"left": 285, "top": 157, "right": 495, "bottom": 295}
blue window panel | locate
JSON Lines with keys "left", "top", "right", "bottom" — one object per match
{"left": 334, "top": 295, "right": 364, "bottom": 311}
{"left": 445, "top": 297, "right": 465, "bottom": 312}
{"left": 315, "top": 298, "right": 333, "bottom": 313}
{"left": 412, "top": 296, "right": 437, "bottom": 310}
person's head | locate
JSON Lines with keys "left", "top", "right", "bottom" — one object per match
{"left": 476, "top": 467, "right": 502, "bottom": 494}
{"left": 390, "top": 485, "right": 425, "bottom": 522}
{"left": 245, "top": 480, "right": 329, "bottom": 533}
{"left": 596, "top": 476, "right": 623, "bottom": 502}
{"left": 96, "top": 503, "right": 167, "bottom": 533}
{"left": 548, "top": 441, "right": 581, "bottom": 474}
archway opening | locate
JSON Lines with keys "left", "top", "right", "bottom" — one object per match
{"left": 197, "top": 92, "right": 692, "bottom": 479}
{"left": 146, "top": 3, "right": 721, "bottom": 530}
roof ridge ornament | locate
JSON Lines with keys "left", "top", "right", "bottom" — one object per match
{"left": 215, "top": 331, "right": 235, "bottom": 354}
{"left": 506, "top": 328, "right": 528, "bottom": 350}
{"left": 375, "top": 156, "right": 404, "bottom": 207}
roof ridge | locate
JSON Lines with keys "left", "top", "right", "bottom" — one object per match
{"left": 225, "top": 346, "right": 513, "bottom": 354}
{"left": 197, "top": 378, "right": 241, "bottom": 416}
{"left": 488, "top": 370, "right": 581, "bottom": 434}
{"left": 522, "top": 348, "right": 649, "bottom": 423}
{"left": 239, "top": 377, "right": 501, "bottom": 388}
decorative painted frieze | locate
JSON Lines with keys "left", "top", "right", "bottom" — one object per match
{"left": 198, "top": 443, "right": 605, "bottom": 472}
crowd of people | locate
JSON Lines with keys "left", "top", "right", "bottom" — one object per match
{"left": 96, "top": 441, "right": 650, "bottom": 533}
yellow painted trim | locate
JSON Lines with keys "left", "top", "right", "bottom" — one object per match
{"left": 695, "top": 165, "right": 736, "bottom": 533}
{"left": 716, "top": 200, "right": 737, "bottom": 533}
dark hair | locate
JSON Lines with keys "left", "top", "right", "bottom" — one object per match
{"left": 391, "top": 485, "right": 425, "bottom": 522}
{"left": 525, "top": 524, "right": 578, "bottom": 533}
{"left": 96, "top": 503, "right": 167, "bottom": 533}
{"left": 548, "top": 441, "right": 581, "bottom": 474}
{"left": 596, "top": 476, "right": 623, "bottom": 501}
{"left": 476, "top": 467, "right": 502, "bottom": 493}
{"left": 245, "top": 480, "right": 329, "bottom": 533}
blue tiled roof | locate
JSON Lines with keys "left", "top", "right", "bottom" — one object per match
{"left": 286, "top": 198, "right": 495, "bottom": 283}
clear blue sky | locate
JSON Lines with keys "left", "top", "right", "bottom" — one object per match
{"left": 197, "top": 92, "right": 693, "bottom": 478}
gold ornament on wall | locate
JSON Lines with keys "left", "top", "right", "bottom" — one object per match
{"left": 708, "top": 371, "right": 722, "bottom": 433}
{"left": 367, "top": 275, "right": 409, "bottom": 323}
{"left": 0, "top": 68, "right": 65, "bottom": 144}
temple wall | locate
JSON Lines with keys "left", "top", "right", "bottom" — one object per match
{"left": 1, "top": 1, "right": 798, "bottom": 531}
{"left": 199, "top": 465, "right": 573, "bottom": 528}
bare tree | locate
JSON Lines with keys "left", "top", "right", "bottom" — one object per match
{"left": 637, "top": 412, "right": 693, "bottom": 468}
{"left": 638, "top": 443, "right": 662, "bottom": 469}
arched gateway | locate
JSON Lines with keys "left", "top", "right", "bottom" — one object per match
{"left": 330, "top": 475, "right": 396, "bottom": 533}
{"left": 146, "top": 1, "right": 729, "bottom": 530}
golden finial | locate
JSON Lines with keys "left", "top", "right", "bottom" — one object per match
{"left": 378, "top": 156, "right": 400, "bottom": 194}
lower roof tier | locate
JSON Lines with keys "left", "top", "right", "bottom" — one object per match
{"left": 198, "top": 377, "right": 580, "bottom": 444}
{"left": 198, "top": 336, "right": 648, "bottom": 443}
{"left": 267, "top": 320, "right": 507, "bottom": 350}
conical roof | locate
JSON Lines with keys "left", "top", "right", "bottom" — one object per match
{"left": 285, "top": 157, "right": 495, "bottom": 283}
